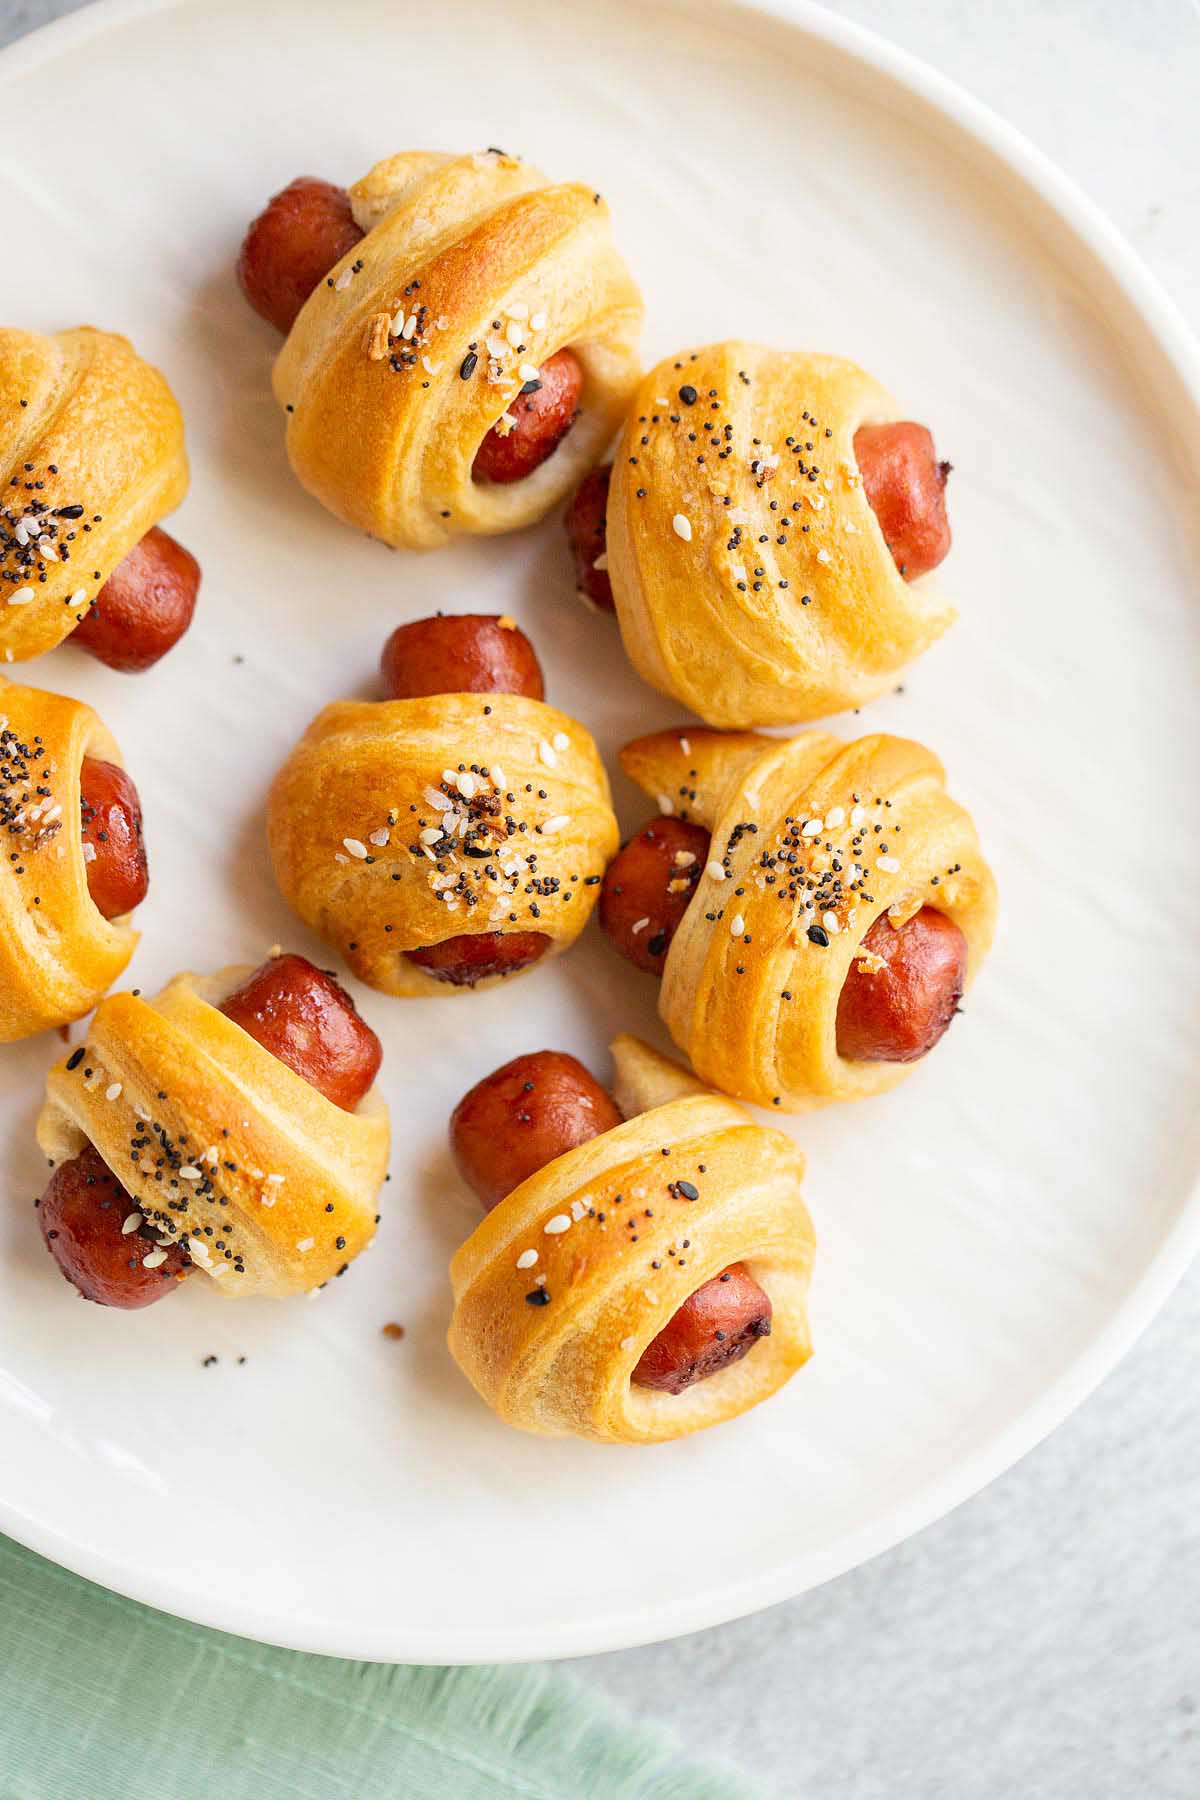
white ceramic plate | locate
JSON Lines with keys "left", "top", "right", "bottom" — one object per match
{"left": 1, "top": 0, "right": 1197, "bottom": 1664}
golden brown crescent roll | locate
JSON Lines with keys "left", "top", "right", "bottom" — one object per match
{"left": 621, "top": 726, "right": 997, "bottom": 1109}
{"left": 267, "top": 691, "right": 619, "bottom": 995}
{"left": 448, "top": 1035, "right": 815, "bottom": 1443}
{"left": 37, "top": 964, "right": 390, "bottom": 1298}
{"left": 271, "top": 148, "right": 643, "bottom": 548}
{"left": 0, "top": 326, "right": 188, "bottom": 662}
{"left": 0, "top": 677, "right": 138, "bottom": 1041}
{"left": 605, "top": 342, "right": 956, "bottom": 726}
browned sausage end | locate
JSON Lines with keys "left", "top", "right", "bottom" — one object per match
{"left": 39, "top": 1143, "right": 189, "bottom": 1309}
{"left": 853, "top": 421, "right": 951, "bottom": 581}
{"left": 599, "top": 816, "right": 711, "bottom": 974}
{"left": 450, "top": 1049, "right": 623, "bottom": 1210}
{"left": 218, "top": 952, "right": 382, "bottom": 1111}
{"left": 381, "top": 614, "right": 545, "bottom": 702}
{"left": 237, "top": 176, "right": 365, "bottom": 335}
{"left": 473, "top": 349, "right": 583, "bottom": 484}
{"left": 632, "top": 1262, "right": 773, "bottom": 1394}
{"left": 72, "top": 527, "right": 201, "bottom": 673}
{"left": 836, "top": 906, "right": 967, "bottom": 1063}
{"left": 80, "top": 756, "right": 149, "bottom": 920}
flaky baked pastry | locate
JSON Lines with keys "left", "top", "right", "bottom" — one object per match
{"left": 37, "top": 964, "right": 390, "bottom": 1298}
{"left": 0, "top": 677, "right": 137, "bottom": 1041}
{"left": 605, "top": 342, "right": 956, "bottom": 726}
{"left": 448, "top": 1035, "right": 815, "bottom": 1444}
{"left": 0, "top": 326, "right": 188, "bottom": 662}
{"left": 271, "top": 148, "right": 643, "bottom": 548}
{"left": 267, "top": 691, "right": 619, "bottom": 995}
{"left": 620, "top": 726, "right": 997, "bottom": 1109}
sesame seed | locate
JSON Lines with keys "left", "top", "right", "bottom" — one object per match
{"left": 343, "top": 837, "right": 369, "bottom": 859}
{"left": 104, "top": 1082, "right": 122, "bottom": 1102}
{"left": 296, "top": 1237, "right": 315, "bottom": 1253}
{"left": 620, "top": 1335, "right": 636, "bottom": 1352}
{"left": 544, "top": 1214, "right": 571, "bottom": 1235}
{"left": 672, "top": 514, "right": 693, "bottom": 542}
{"left": 121, "top": 1212, "right": 143, "bottom": 1236}
{"left": 801, "top": 818, "right": 823, "bottom": 837}
{"left": 729, "top": 912, "right": 745, "bottom": 936}
{"left": 705, "top": 861, "right": 726, "bottom": 881}
{"left": 516, "top": 1249, "right": 538, "bottom": 1270}
{"left": 178, "top": 1165, "right": 201, "bottom": 1181}
{"left": 552, "top": 731, "right": 570, "bottom": 752}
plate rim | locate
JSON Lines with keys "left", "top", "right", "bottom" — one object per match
{"left": 1, "top": 0, "right": 1198, "bottom": 1663}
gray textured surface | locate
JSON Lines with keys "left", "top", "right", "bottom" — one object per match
{"left": 2, "top": 1, "right": 1197, "bottom": 1794}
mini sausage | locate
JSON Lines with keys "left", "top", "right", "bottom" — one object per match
{"left": 450, "top": 1049, "right": 624, "bottom": 1210}
{"left": 599, "top": 816, "right": 711, "bottom": 974}
{"left": 381, "top": 614, "right": 544, "bottom": 702}
{"left": 836, "top": 906, "right": 967, "bottom": 1063}
{"left": 405, "top": 930, "right": 551, "bottom": 990}
{"left": 853, "top": 422, "right": 951, "bottom": 581}
{"left": 218, "top": 952, "right": 381, "bottom": 1111}
{"left": 563, "top": 464, "right": 614, "bottom": 610}
{"left": 71, "top": 527, "right": 201, "bottom": 673}
{"left": 383, "top": 612, "right": 548, "bottom": 985}
{"left": 79, "top": 756, "right": 149, "bottom": 921}
{"left": 449, "top": 1049, "right": 773, "bottom": 1393}
{"left": 631, "top": 1263, "right": 772, "bottom": 1394}
{"left": 38, "top": 1142, "right": 189, "bottom": 1309}
{"left": 472, "top": 349, "right": 584, "bottom": 485}
{"left": 237, "top": 175, "right": 365, "bottom": 335}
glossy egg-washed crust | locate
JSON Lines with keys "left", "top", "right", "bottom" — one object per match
{"left": 607, "top": 342, "right": 956, "bottom": 727}
{"left": 267, "top": 691, "right": 619, "bottom": 996}
{"left": 622, "top": 728, "right": 997, "bottom": 1110}
{"left": 271, "top": 149, "right": 644, "bottom": 548}
{"left": 37, "top": 965, "right": 390, "bottom": 1297}
{"left": 0, "top": 678, "right": 137, "bottom": 1041}
{"left": 448, "top": 1036, "right": 815, "bottom": 1444}
{"left": 0, "top": 327, "right": 188, "bottom": 661}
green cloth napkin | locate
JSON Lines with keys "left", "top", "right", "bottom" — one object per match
{"left": 0, "top": 1535, "right": 750, "bottom": 1800}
